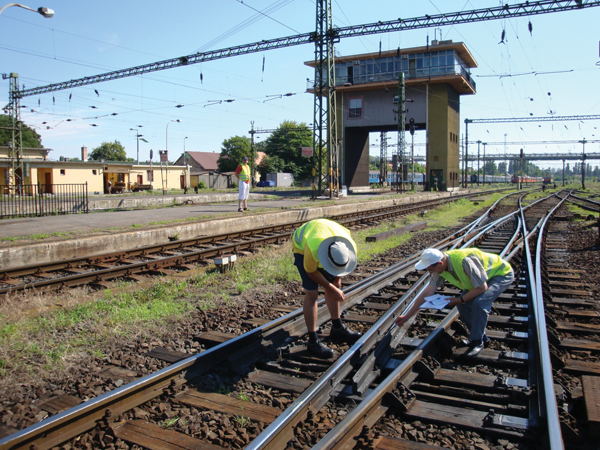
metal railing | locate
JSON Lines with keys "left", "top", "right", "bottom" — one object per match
{"left": 0, "top": 183, "right": 88, "bottom": 219}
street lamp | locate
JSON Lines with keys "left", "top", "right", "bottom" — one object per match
{"left": 476, "top": 140, "right": 481, "bottom": 186}
{"left": 166, "top": 119, "right": 181, "bottom": 153}
{"left": 163, "top": 119, "right": 181, "bottom": 194}
{"left": 130, "top": 126, "right": 143, "bottom": 165}
{"left": 504, "top": 133, "right": 508, "bottom": 182}
{"left": 482, "top": 142, "right": 487, "bottom": 185}
{"left": 0, "top": 3, "right": 54, "bottom": 17}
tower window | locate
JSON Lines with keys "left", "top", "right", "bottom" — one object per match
{"left": 349, "top": 98, "right": 362, "bottom": 118}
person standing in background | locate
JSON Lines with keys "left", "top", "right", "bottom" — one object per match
{"left": 235, "top": 156, "right": 250, "bottom": 212}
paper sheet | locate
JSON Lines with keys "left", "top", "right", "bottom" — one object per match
{"left": 419, "top": 294, "right": 451, "bottom": 310}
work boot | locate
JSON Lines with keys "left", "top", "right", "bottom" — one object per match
{"left": 306, "top": 340, "right": 334, "bottom": 358}
{"left": 463, "top": 339, "right": 485, "bottom": 358}
{"left": 330, "top": 324, "right": 361, "bottom": 343}
{"left": 460, "top": 334, "right": 490, "bottom": 348}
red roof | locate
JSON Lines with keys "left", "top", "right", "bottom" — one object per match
{"left": 186, "top": 152, "right": 220, "bottom": 171}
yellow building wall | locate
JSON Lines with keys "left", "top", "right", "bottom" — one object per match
{"left": 52, "top": 165, "right": 104, "bottom": 193}
{"left": 36, "top": 167, "right": 52, "bottom": 185}
{"left": 129, "top": 166, "right": 186, "bottom": 190}
{"left": 427, "top": 84, "right": 461, "bottom": 190}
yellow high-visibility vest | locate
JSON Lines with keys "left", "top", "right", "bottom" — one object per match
{"left": 440, "top": 248, "right": 512, "bottom": 291}
{"left": 238, "top": 164, "right": 250, "bottom": 182}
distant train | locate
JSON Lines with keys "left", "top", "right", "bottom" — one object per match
{"left": 542, "top": 175, "right": 554, "bottom": 184}
{"left": 511, "top": 175, "right": 542, "bottom": 184}
{"left": 468, "top": 174, "right": 511, "bottom": 184}
{"left": 369, "top": 172, "right": 514, "bottom": 185}
{"left": 369, "top": 172, "right": 425, "bottom": 184}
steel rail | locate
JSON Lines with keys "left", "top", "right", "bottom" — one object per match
{"left": 0, "top": 191, "right": 522, "bottom": 449}
{"left": 309, "top": 202, "right": 526, "bottom": 449}
{"left": 0, "top": 197, "right": 492, "bottom": 449}
{"left": 528, "top": 194, "right": 570, "bottom": 449}
{"left": 570, "top": 192, "right": 600, "bottom": 207}
{"left": 247, "top": 201, "right": 527, "bottom": 449}
{"left": 302, "top": 193, "right": 558, "bottom": 449}
{"left": 0, "top": 191, "right": 499, "bottom": 293}
{"left": 0, "top": 190, "right": 510, "bottom": 449}
{"left": 565, "top": 193, "right": 600, "bottom": 211}
{"left": 0, "top": 192, "right": 479, "bottom": 280}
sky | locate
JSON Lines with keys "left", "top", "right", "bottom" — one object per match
{"left": 1, "top": 0, "right": 599, "bottom": 170}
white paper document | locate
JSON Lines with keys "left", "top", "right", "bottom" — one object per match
{"left": 419, "top": 294, "right": 451, "bottom": 310}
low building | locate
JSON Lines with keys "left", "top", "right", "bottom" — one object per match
{"left": 0, "top": 146, "right": 187, "bottom": 194}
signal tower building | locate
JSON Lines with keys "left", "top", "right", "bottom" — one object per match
{"left": 306, "top": 40, "right": 477, "bottom": 191}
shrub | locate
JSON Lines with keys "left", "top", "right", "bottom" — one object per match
{"left": 197, "top": 181, "right": 206, "bottom": 189}
{"left": 231, "top": 182, "right": 238, "bottom": 189}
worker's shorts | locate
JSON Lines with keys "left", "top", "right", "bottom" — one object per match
{"left": 294, "top": 253, "right": 335, "bottom": 291}
{"left": 238, "top": 181, "right": 249, "bottom": 200}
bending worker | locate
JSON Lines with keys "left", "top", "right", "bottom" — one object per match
{"left": 395, "top": 248, "right": 514, "bottom": 358}
{"left": 292, "top": 218, "right": 362, "bottom": 358}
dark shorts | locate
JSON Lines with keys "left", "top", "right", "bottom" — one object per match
{"left": 294, "top": 253, "right": 335, "bottom": 291}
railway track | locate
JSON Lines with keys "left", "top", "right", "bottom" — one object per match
{"left": 0, "top": 190, "right": 509, "bottom": 295}
{"left": 3, "top": 190, "right": 593, "bottom": 450}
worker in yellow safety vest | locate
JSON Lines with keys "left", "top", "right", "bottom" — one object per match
{"left": 292, "top": 218, "right": 362, "bottom": 358}
{"left": 395, "top": 248, "right": 514, "bottom": 358}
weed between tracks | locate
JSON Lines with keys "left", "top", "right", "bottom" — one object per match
{"left": 0, "top": 195, "right": 499, "bottom": 391}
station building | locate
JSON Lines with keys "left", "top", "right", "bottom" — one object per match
{"left": 306, "top": 39, "right": 477, "bottom": 191}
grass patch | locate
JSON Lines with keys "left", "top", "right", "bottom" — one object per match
{"left": 162, "top": 417, "right": 179, "bottom": 428}
{"left": 233, "top": 415, "right": 252, "bottom": 427}
{"left": 237, "top": 393, "right": 251, "bottom": 402}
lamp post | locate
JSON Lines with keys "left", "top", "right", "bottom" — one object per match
{"left": 130, "top": 126, "right": 143, "bottom": 165}
{"left": 476, "top": 140, "right": 481, "bottom": 186}
{"left": 164, "top": 119, "right": 181, "bottom": 194}
{"left": 504, "top": 133, "right": 508, "bottom": 183}
{"left": 183, "top": 136, "right": 188, "bottom": 190}
{"left": 166, "top": 119, "right": 181, "bottom": 153}
{"left": 482, "top": 142, "right": 487, "bottom": 185}
{"left": 0, "top": 3, "right": 54, "bottom": 17}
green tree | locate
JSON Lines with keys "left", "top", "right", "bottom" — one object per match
{"left": 89, "top": 140, "right": 130, "bottom": 161}
{"left": 217, "top": 135, "right": 251, "bottom": 172}
{"left": 483, "top": 161, "right": 497, "bottom": 175}
{"left": 262, "top": 121, "right": 314, "bottom": 181}
{"left": 0, "top": 114, "right": 43, "bottom": 148}
{"left": 257, "top": 154, "right": 286, "bottom": 177}
{"left": 369, "top": 155, "right": 380, "bottom": 171}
